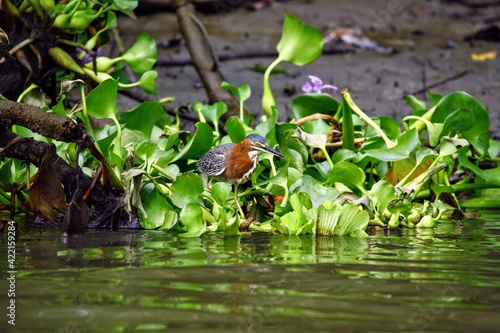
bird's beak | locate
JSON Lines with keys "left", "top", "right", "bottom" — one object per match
{"left": 258, "top": 145, "right": 284, "bottom": 159}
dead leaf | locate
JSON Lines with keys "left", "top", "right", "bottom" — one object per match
{"left": 471, "top": 50, "right": 498, "bottom": 61}
{"left": 28, "top": 146, "right": 67, "bottom": 220}
{"left": 62, "top": 187, "right": 89, "bottom": 235}
{"left": 384, "top": 156, "right": 433, "bottom": 185}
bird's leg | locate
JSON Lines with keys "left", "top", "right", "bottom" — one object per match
{"left": 233, "top": 184, "right": 246, "bottom": 218}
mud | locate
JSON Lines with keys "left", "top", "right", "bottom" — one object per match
{"left": 118, "top": 0, "right": 500, "bottom": 138}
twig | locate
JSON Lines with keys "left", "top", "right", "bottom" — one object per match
{"left": 450, "top": 0, "right": 500, "bottom": 8}
{"left": 171, "top": 0, "right": 242, "bottom": 119}
{"left": 155, "top": 45, "right": 354, "bottom": 67}
{"left": 407, "top": 70, "right": 469, "bottom": 96}
{"left": 326, "top": 137, "right": 367, "bottom": 148}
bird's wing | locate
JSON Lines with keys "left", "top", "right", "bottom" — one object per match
{"left": 197, "top": 144, "right": 232, "bottom": 177}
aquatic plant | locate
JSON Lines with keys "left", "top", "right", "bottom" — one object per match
{"left": 1, "top": 6, "right": 499, "bottom": 237}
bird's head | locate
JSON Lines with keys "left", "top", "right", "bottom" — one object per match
{"left": 244, "top": 134, "right": 284, "bottom": 159}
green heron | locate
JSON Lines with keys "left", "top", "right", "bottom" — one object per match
{"left": 197, "top": 134, "right": 284, "bottom": 218}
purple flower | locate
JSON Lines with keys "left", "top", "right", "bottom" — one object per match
{"left": 77, "top": 47, "right": 103, "bottom": 64}
{"left": 301, "top": 75, "right": 338, "bottom": 94}
{"left": 82, "top": 54, "right": 93, "bottom": 64}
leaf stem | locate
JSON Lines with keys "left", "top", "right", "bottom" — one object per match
{"left": 341, "top": 89, "right": 395, "bottom": 148}
{"left": 262, "top": 57, "right": 282, "bottom": 117}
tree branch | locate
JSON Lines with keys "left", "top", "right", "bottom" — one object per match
{"left": 0, "top": 100, "right": 86, "bottom": 142}
{"left": 172, "top": 0, "right": 242, "bottom": 119}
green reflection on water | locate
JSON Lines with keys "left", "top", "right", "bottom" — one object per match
{"left": 3, "top": 216, "right": 500, "bottom": 332}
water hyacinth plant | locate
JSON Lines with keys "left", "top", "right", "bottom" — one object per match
{"left": 1, "top": 6, "right": 499, "bottom": 238}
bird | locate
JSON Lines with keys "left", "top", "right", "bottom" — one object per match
{"left": 197, "top": 134, "right": 284, "bottom": 218}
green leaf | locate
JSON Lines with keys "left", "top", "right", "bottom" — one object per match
{"left": 122, "top": 33, "right": 157, "bottom": 74}
{"left": 372, "top": 116, "right": 401, "bottom": 141}
{"left": 137, "top": 70, "right": 158, "bottom": 95}
{"left": 179, "top": 203, "right": 206, "bottom": 237}
{"left": 431, "top": 184, "right": 454, "bottom": 200}
{"left": 290, "top": 175, "right": 339, "bottom": 208}
{"left": 458, "top": 148, "right": 500, "bottom": 185}
{"left": 226, "top": 116, "right": 246, "bottom": 143}
{"left": 367, "top": 180, "right": 397, "bottom": 213}
{"left": 256, "top": 106, "right": 279, "bottom": 144}
{"left": 291, "top": 93, "right": 339, "bottom": 119}
{"left": 201, "top": 101, "right": 227, "bottom": 132}
{"left": 112, "top": 0, "right": 138, "bottom": 11}
{"left": 340, "top": 91, "right": 355, "bottom": 150}
{"left": 432, "top": 91, "right": 490, "bottom": 154}
{"left": 118, "top": 101, "right": 168, "bottom": 138}
{"left": 86, "top": 79, "right": 118, "bottom": 119}
{"left": 302, "top": 118, "right": 331, "bottom": 136}
{"left": 266, "top": 159, "right": 290, "bottom": 206}
{"left": 317, "top": 201, "right": 369, "bottom": 236}
{"left": 211, "top": 182, "right": 232, "bottom": 206}
{"left": 135, "top": 141, "right": 157, "bottom": 161}
{"left": 441, "top": 108, "right": 474, "bottom": 136}
{"left": 428, "top": 91, "right": 443, "bottom": 106}
{"left": 405, "top": 94, "right": 426, "bottom": 112}
{"left": 292, "top": 127, "right": 327, "bottom": 150}
{"left": 277, "top": 14, "right": 323, "bottom": 65}
{"left": 171, "top": 122, "right": 214, "bottom": 162}
{"left": 364, "top": 128, "right": 419, "bottom": 161}
{"left": 325, "top": 161, "right": 366, "bottom": 194}
{"left": 139, "top": 184, "right": 175, "bottom": 229}
{"left": 220, "top": 81, "right": 251, "bottom": 102}
{"left": 272, "top": 192, "right": 315, "bottom": 235}
{"left": 170, "top": 172, "right": 204, "bottom": 208}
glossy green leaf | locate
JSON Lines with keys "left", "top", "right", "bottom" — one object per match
{"left": 86, "top": 79, "right": 118, "bottom": 119}
{"left": 372, "top": 116, "right": 401, "bottom": 141}
{"left": 266, "top": 159, "right": 290, "bottom": 206}
{"left": 112, "top": 0, "right": 138, "bottom": 10}
{"left": 135, "top": 141, "right": 157, "bottom": 161}
{"left": 367, "top": 180, "right": 397, "bottom": 213}
{"left": 139, "top": 184, "right": 175, "bottom": 229}
{"left": 201, "top": 101, "right": 227, "bottom": 133}
{"left": 441, "top": 108, "right": 474, "bottom": 137}
{"left": 317, "top": 201, "right": 368, "bottom": 236}
{"left": 364, "top": 128, "right": 419, "bottom": 161}
{"left": 226, "top": 116, "right": 246, "bottom": 143}
{"left": 256, "top": 106, "right": 279, "bottom": 145}
{"left": 290, "top": 175, "right": 339, "bottom": 208}
{"left": 428, "top": 91, "right": 443, "bottom": 106}
{"left": 118, "top": 101, "right": 168, "bottom": 138}
{"left": 458, "top": 148, "right": 500, "bottom": 185}
{"left": 302, "top": 118, "right": 331, "bottom": 136}
{"left": 171, "top": 122, "right": 214, "bottom": 162}
{"left": 431, "top": 184, "right": 454, "bottom": 200}
{"left": 291, "top": 93, "right": 339, "bottom": 119}
{"left": 122, "top": 33, "right": 157, "bottom": 74}
{"left": 179, "top": 203, "right": 206, "bottom": 237}
{"left": 325, "top": 161, "right": 366, "bottom": 194}
{"left": 277, "top": 14, "right": 323, "bottom": 65}
{"left": 272, "top": 192, "right": 315, "bottom": 235}
{"left": 405, "top": 94, "right": 426, "bottom": 112}
{"left": 170, "top": 172, "right": 204, "bottom": 208}
{"left": 211, "top": 182, "right": 232, "bottom": 206}
{"left": 432, "top": 91, "right": 490, "bottom": 154}
{"left": 137, "top": 70, "right": 158, "bottom": 95}
{"left": 221, "top": 81, "right": 251, "bottom": 102}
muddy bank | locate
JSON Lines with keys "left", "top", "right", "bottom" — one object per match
{"left": 118, "top": 0, "right": 500, "bottom": 138}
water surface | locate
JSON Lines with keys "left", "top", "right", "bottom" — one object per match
{"left": 2, "top": 213, "right": 500, "bottom": 332}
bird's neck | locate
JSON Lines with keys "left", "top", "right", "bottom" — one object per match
{"left": 248, "top": 150, "right": 259, "bottom": 162}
